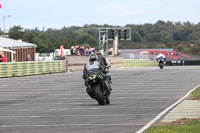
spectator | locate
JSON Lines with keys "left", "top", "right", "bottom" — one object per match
{"left": 71, "top": 46, "right": 76, "bottom": 55}
{"left": 84, "top": 48, "right": 90, "bottom": 56}
{"left": 74, "top": 45, "right": 80, "bottom": 55}
{"left": 93, "top": 47, "right": 96, "bottom": 54}
{"left": 1, "top": 54, "right": 6, "bottom": 62}
{"left": 79, "top": 46, "right": 85, "bottom": 55}
{"left": 108, "top": 48, "right": 113, "bottom": 55}
{"left": 76, "top": 49, "right": 80, "bottom": 55}
{"left": 75, "top": 45, "right": 80, "bottom": 52}
{"left": 89, "top": 47, "right": 94, "bottom": 55}
{"left": 104, "top": 49, "right": 108, "bottom": 56}
{"left": 100, "top": 49, "right": 104, "bottom": 55}
{"left": 26, "top": 55, "right": 32, "bottom": 61}
{"left": 117, "top": 50, "right": 121, "bottom": 56}
{"left": 0, "top": 54, "right": 2, "bottom": 62}
{"left": 69, "top": 46, "right": 98, "bottom": 56}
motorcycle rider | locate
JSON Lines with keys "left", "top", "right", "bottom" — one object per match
{"left": 82, "top": 53, "right": 112, "bottom": 104}
{"left": 96, "top": 50, "right": 112, "bottom": 89}
{"left": 97, "top": 50, "right": 108, "bottom": 66}
{"left": 156, "top": 53, "right": 166, "bottom": 62}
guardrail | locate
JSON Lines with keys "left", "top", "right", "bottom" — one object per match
{"left": 124, "top": 59, "right": 157, "bottom": 67}
{"left": 0, "top": 61, "right": 65, "bottom": 78}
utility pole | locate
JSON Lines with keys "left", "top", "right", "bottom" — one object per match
{"left": 3, "top": 15, "right": 11, "bottom": 36}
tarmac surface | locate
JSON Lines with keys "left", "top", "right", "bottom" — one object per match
{"left": 0, "top": 66, "right": 200, "bottom": 133}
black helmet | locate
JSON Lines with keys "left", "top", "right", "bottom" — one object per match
{"left": 89, "top": 53, "right": 98, "bottom": 61}
{"left": 97, "top": 50, "right": 102, "bottom": 55}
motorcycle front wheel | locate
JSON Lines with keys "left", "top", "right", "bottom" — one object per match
{"left": 93, "top": 84, "right": 105, "bottom": 105}
{"left": 159, "top": 63, "right": 164, "bottom": 69}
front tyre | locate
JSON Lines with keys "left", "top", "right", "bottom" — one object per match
{"left": 93, "top": 84, "right": 105, "bottom": 105}
{"left": 159, "top": 62, "right": 164, "bottom": 69}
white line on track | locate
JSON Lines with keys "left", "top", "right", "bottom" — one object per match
{"left": 14, "top": 106, "right": 159, "bottom": 111}
{"left": 0, "top": 92, "right": 185, "bottom": 96}
{"left": 0, "top": 114, "right": 157, "bottom": 118}
{"left": 1, "top": 123, "right": 145, "bottom": 128}
{"left": 0, "top": 106, "right": 162, "bottom": 112}
{"left": 135, "top": 84, "right": 200, "bottom": 133}
{"left": 0, "top": 97, "right": 178, "bottom": 100}
{"left": 0, "top": 100, "right": 174, "bottom": 106}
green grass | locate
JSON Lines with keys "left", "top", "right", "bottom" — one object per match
{"left": 191, "top": 86, "right": 200, "bottom": 99}
{"left": 143, "top": 120, "right": 200, "bottom": 133}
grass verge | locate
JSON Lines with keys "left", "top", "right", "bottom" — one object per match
{"left": 143, "top": 120, "right": 200, "bottom": 133}
{"left": 190, "top": 86, "right": 200, "bottom": 100}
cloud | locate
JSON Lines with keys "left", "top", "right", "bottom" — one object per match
{"left": 95, "top": 3, "right": 132, "bottom": 16}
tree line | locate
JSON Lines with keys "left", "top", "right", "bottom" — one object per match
{"left": 1, "top": 20, "right": 200, "bottom": 55}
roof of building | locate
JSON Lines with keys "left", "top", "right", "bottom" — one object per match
{"left": 0, "top": 37, "right": 37, "bottom": 48}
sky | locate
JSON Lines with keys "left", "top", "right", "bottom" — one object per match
{"left": 0, "top": 0, "right": 200, "bottom": 31}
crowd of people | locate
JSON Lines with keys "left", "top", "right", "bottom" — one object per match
{"left": 70, "top": 45, "right": 118, "bottom": 56}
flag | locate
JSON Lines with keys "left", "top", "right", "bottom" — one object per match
{"left": 60, "top": 45, "right": 64, "bottom": 56}
{"left": 0, "top": 3, "right": 2, "bottom": 8}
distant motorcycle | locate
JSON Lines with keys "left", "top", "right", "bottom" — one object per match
{"left": 157, "top": 57, "right": 165, "bottom": 69}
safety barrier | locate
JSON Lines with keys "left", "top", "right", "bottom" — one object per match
{"left": 67, "top": 56, "right": 124, "bottom": 71}
{"left": 0, "top": 61, "right": 65, "bottom": 78}
{"left": 124, "top": 59, "right": 157, "bottom": 67}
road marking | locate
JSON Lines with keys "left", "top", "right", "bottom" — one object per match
{"left": 13, "top": 106, "right": 160, "bottom": 111}
{"left": 0, "top": 97, "right": 178, "bottom": 101}
{"left": 0, "top": 114, "right": 157, "bottom": 118}
{"left": 1, "top": 123, "right": 146, "bottom": 128}
{"left": 0, "top": 100, "right": 175, "bottom": 106}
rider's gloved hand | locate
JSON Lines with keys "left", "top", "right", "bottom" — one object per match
{"left": 104, "top": 68, "right": 109, "bottom": 73}
{"left": 82, "top": 74, "right": 86, "bottom": 79}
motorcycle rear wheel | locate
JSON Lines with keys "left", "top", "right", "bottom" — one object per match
{"left": 93, "top": 84, "right": 105, "bottom": 105}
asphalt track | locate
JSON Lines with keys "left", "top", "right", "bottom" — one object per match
{"left": 0, "top": 66, "right": 200, "bottom": 133}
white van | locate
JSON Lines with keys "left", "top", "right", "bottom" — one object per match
{"left": 54, "top": 49, "right": 71, "bottom": 57}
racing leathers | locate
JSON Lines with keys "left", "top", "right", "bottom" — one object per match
{"left": 98, "top": 55, "right": 108, "bottom": 67}
{"left": 156, "top": 53, "right": 166, "bottom": 62}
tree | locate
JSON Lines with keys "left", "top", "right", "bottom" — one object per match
{"left": 57, "top": 36, "right": 76, "bottom": 49}
{"left": 8, "top": 25, "right": 24, "bottom": 39}
{"left": 160, "top": 31, "right": 173, "bottom": 43}
{"left": 187, "top": 31, "right": 200, "bottom": 41}
{"left": 145, "top": 33, "right": 161, "bottom": 42}
{"left": 75, "top": 33, "right": 98, "bottom": 47}
{"left": 132, "top": 31, "right": 144, "bottom": 42}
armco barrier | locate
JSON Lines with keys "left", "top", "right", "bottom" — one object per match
{"left": 0, "top": 61, "right": 65, "bottom": 78}
{"left": 124, "top": 59, "right": 157, "bottom": 67}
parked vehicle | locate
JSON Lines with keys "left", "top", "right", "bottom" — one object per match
{"left": 54, "top": 49, "right": 71, "bottom": 57}
{"left": 53, "top": 49, "right": 70, "bottom": 60}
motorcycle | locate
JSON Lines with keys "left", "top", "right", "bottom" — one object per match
{"left": 157, "top": 57, "right": 165, "bottom": 69}
{"left": 86, "top": 73, "right": 110, "bottom": 105}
